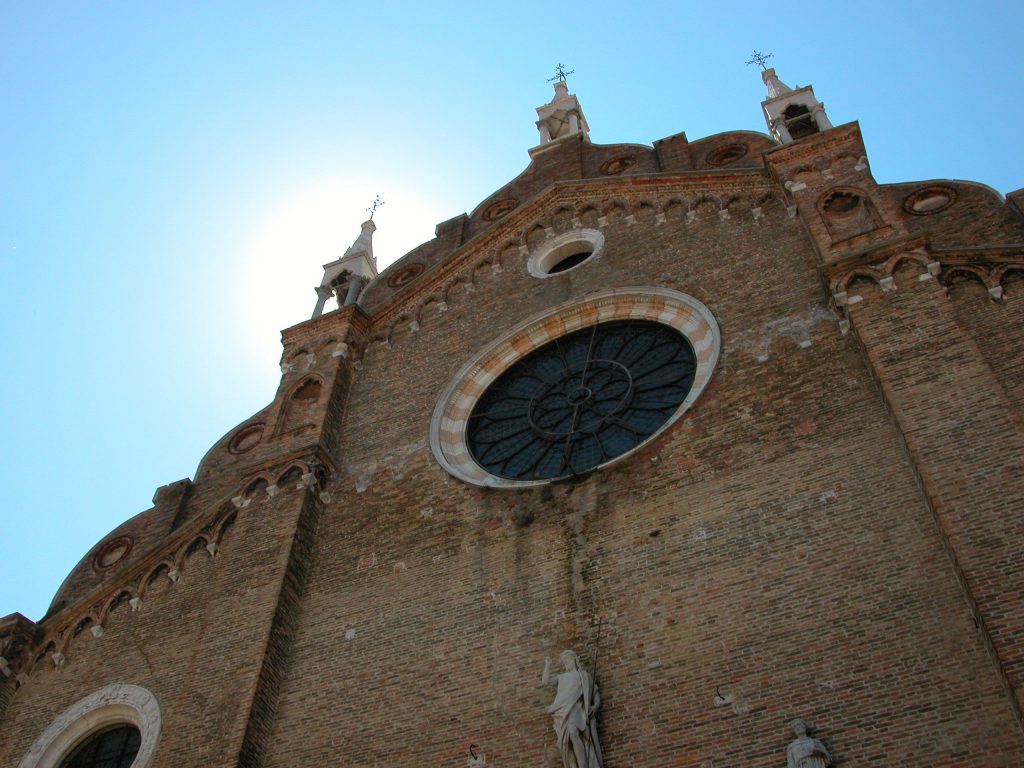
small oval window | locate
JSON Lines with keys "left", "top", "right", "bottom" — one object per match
{"left": 547, "top": 250, "right": 593, "bottom": 274}
{"left": 528, "top": 229, "right": 605, "bottom": 278}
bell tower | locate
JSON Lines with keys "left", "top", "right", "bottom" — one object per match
{"left": 758, "top": 64, "right": 833, "bottom": 143}
{"left": 534, "top": 64, "right": 590, "bottom": 147}
{"left": 311, "top": 218, "right": 379, "bottom": 319}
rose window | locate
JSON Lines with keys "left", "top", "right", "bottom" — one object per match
{"left": 466, "top": 320, "right": 696, "bottom": 480}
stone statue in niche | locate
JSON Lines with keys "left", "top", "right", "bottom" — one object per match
{"left": 786, "top": 718, "right": 831, "bottom": 768}
{"left": 541, "top": 649, "right": 603, "bottom": 768}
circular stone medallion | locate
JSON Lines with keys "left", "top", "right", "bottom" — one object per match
{"left": 387, "top": 262, "right": 426, "bottom": 288}
{"left": 706, "top": 144, "right": 748, "bottom": 167}
{"left": 903, "top": 185, "right": 957, "bottom": 215}
{"left": 482, "top": 198, "right": 519, "bottom": 222}
{"left": 599, "top": 156, "right": 635, "bottom": 176}
{"left": 94, "top": 536, "right": 133, "bottom": 570}
{"left": 228, "top": 423, "right": 264, "bottom": 454}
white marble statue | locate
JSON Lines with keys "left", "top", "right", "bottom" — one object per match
{"left": 542, "top": 649, "right": 603, "bottom": 768}
{"left": 786, "top": 718, "right": 831, "bottom": 768}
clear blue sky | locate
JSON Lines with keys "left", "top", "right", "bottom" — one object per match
{"left": 2, "top": 2, "right": 1021, "bottom": 621}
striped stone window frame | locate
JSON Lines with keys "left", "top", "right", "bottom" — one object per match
{"left": 429, "top": 287, "right": 721, "bottom": 488}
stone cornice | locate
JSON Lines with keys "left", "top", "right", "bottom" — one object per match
{"left": 280, "top": 303, "right": 371, "bottom": 349}
{"left": 823, "top": 235, "right": 930, "bottom": 281}
{"left": 0, "top": 613, "right": 38, "bottom": 680}
{"left": 366, "top": 170, "right": 777, "bottom": 331}
{"left": 826, "top": 237, "right": 1024, "bottom": 311}
{"left": 232, "top": 444, "right": 336, "bottom": 483}
{"left": 763, "top": 121, "right": 863, "bottom": 168}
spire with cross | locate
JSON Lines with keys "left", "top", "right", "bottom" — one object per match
{"left": 753, "top": 55, "right": 833, "bottom": 143}
{"left": 310, "top": 208, "right": 379, "bottom": 318}
{"left": 745, "top": 50, "right": 774, "bottom": 71}
{"left": 534, "top": 64, "right": 589, "bottom": 150}
{"left": 547, "top": 63, "right": 575, "bottom": 84}
{"left": 366, "top": 195, "right": 385, "bottom": 221}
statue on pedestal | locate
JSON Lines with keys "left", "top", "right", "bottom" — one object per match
{"left": 786, "top": 718, "right": 831, "bottom": 768}
{"left": 541, "top": 650, "right": 603, "bottom": 768}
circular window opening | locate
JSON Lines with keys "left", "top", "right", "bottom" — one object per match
{"left": 60, "top": 725, "right": 140, "bottom": 768}
{"left": 430, "top": 288, "right": 721, "bottom": 489}
{"left": 548, "top": 250, "right": 592, "bottom": 274}
{"left": 528, "top": 229, "right": 604, "bottom": 278}
{"left": 467, "top": 319, "right": 695, "bottom": 481}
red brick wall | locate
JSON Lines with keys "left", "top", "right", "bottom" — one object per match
{"left": 845, "top": 265, "right": 1024, "bottom": 727}
{"left": 257, "top": 185, "right": 1022, "bottom": 766}
{"left": 0, "top": 485, "right": 315, "bottom": 768}
{"left": 4, "top": 128, "right": 1023, "bottom": 768}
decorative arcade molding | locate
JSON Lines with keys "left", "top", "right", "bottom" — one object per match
{"left": 11, "top": 457, "right": 333, "bottom": 683}
{"left": 828, "top": 243, "right": 1024, "bottom": 310}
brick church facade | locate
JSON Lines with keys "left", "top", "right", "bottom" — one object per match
{"left": 3, "top": 68, "right": 1024, "bottom": 767}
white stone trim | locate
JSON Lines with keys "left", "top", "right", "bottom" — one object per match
{"left": 527, "top": 228, "right": 605, "bottom": 278}
{"left": 429, "top": 287, "right": 721, "bottom": 488}
{"left": 18, "top": 683, "right": 161, "bottom": 768}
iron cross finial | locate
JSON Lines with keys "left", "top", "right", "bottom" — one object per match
{"left": 746, "top": 50, "right": 774, "bottom": 70}
{"left": 366, "top": 195, "right": 385, "bottom": 220}
{"left": 547, "top": 63, "right": 575, "bottom": 84}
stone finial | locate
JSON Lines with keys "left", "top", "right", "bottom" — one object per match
{"left": 312, "top": 219, "right": 379, "bottom": 318}
{"left": 759, "top": 67, "right": 833, "bottom": 144}
{"left": 534, "top": 80, "right": 590, "bottom": 150}
{"left": 786, "top": 718, "right": 831, "bottom": 768}
{"left": 762, "top": 67, "right": 793, "bottom": 98}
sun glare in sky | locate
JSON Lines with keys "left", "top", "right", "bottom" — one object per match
{"left": 237, "top": 177, "right": 446, "bottom": 357}
{"left": 3, "top": 1, "right": 1021, "bottom": 621}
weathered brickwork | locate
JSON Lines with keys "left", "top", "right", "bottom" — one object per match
{"left": 949, "top": 275, "right": 1024, "bottom": 416}
{"left": 3, "top": 90, "right": 1024, "bottom": 768}
{"left": 844, "top": 271, "right": 1024, "bottom": 721}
